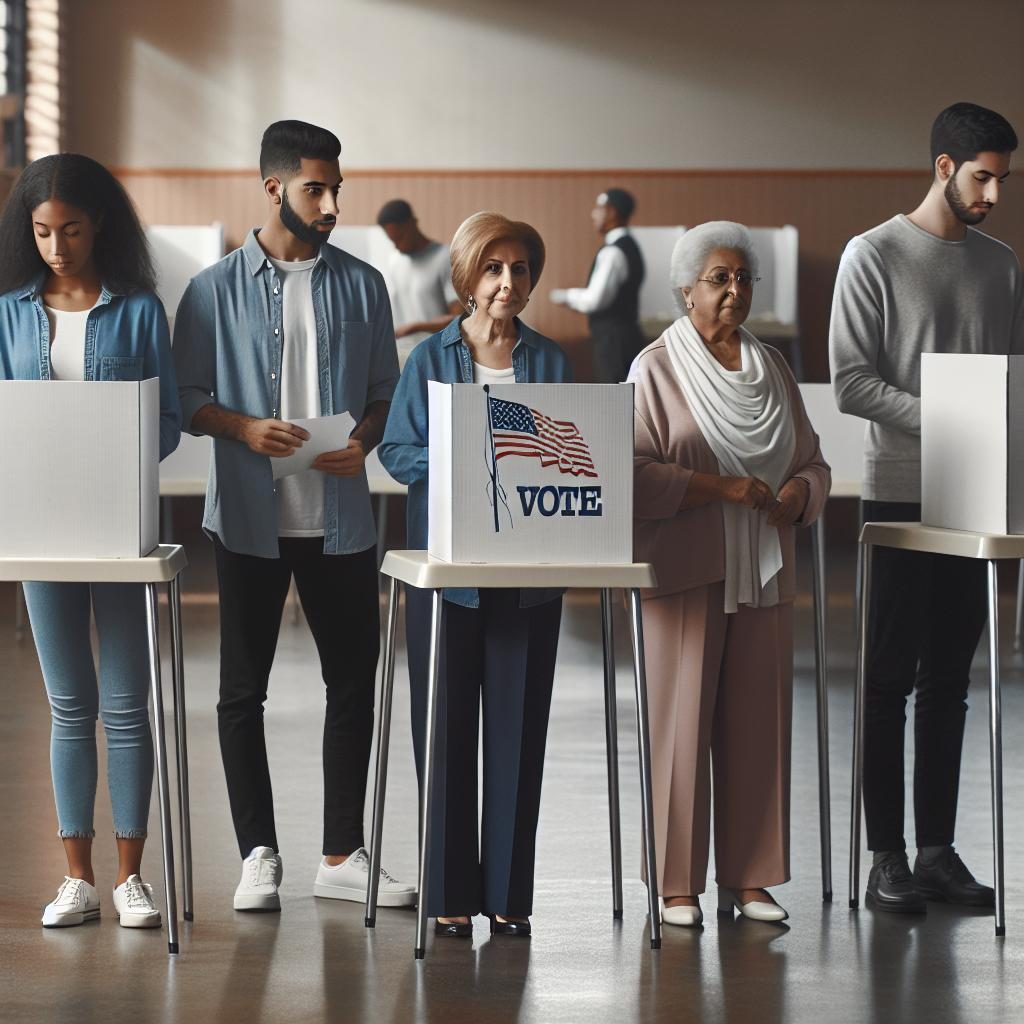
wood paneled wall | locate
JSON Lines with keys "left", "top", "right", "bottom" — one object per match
{"left": 116, "top": 168, "right": 1024, "bottom": 382}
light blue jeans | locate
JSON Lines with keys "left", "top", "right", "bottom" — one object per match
{"left": 23, "top": 581, "right": 153, "bottom": 839}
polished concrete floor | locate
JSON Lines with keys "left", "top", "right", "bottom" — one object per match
{"left": 2, "top": 532, "right": 1024, "bottom": 1023}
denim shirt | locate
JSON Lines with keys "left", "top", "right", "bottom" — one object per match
{"left": 378, "top": 316, "right": 571, "bottom": 608}
{"left": 173, "top": 230, "right": 400, "bottom": 559}
{"left": 0, "top": 277, "right": 181, "bottom": 460}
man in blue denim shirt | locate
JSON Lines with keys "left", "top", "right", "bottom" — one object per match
{"left": 173, "top": 120, "right": 414, "bottom": 912}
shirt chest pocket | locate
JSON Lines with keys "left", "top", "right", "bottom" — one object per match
{"left": 98, "top": 355, "right": 144, "bottom": 381}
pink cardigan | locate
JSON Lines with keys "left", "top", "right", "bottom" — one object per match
{"left": 633, "top": 336, "right": 831, "bottom": 601}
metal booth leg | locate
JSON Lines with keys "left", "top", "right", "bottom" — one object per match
{"left": 376, "top": 495, "right": 389, "bottom": 569}
{"left": 414, "top": 589, "right": 444, "bottom": 959}
{"left": 849, "top": 542, "right": 871, "bottom": 909}
{"left": 987, "top": 561, "right": 1006, "bottom": 937}
{"left": 811, "top": 515, "right": 833, "bottom": 902}
{"left": 600, "top": 588, "right": 624, "bottom": 920}
{"left": 1014, "top": 560, "right": 1024, "bottom": 652}
{"left": 366, "top": 575, "right": 400, "bottom": 926}
{"left": 168, "top": 576, "right": 194, "bottom": 922}
{"left": 15, "top": 582, "right": 27, "bottom": 639}
{"left": 627, "top": 589, "right": 661, "bottom": 950}
{"left": 145, "top": 583, "right": 180, "bottom": 954}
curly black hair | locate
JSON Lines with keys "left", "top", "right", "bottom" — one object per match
{"left": 0, "top": 153, "right": 156, "bottom": 296}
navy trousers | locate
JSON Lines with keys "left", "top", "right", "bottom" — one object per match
{"left": 405, "top": 588, "right": 562, "bottom": 918}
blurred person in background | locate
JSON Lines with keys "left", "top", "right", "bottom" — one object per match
{"left": 377, "top": 198, "right": 461, "bottom": 367}
{"left": 550, "top": 187, "right": 645, "bottom": 382}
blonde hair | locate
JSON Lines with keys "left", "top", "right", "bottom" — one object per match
{"left": 450, "top": 211, "right": 546, "bottom": 310}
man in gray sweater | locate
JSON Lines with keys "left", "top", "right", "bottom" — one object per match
{"left": 830, "top": 102, "right": 1022, "bottom": 914}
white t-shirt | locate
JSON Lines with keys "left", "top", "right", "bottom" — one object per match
{"left": 386, "top": 241, "right": 458, "bottom": 366}
{"left": 46, "top": 305, "right": 93, "bottom": 381}
{"left": 472, "top": 362, "right": 516, "bottom": 387}
{"left": 269, "top": 256, "right": 325, "bottom": 537}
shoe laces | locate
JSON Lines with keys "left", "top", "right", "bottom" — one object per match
{"left": 123, "top": 878, "right": 154, "bottom": 910}
{"left": 347, "top": 850, "right": 399, "bottom": 885}
{"left": 941, "top": 847, "right": 975, "bottom": 882}
{"left": 879, "top": 854, "right": 913, "bottom": 883}
{"left": 248, "top": 854, "right": 279, "bottom": 887}
{"left": 55, "top": 877, "right": 85, "bottom": 906}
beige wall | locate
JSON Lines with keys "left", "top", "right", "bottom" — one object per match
{"left": 68, "top": 0, "right": 1024, "bottom": 171}
{"left": 60, "top": 2, "right": 1024, "bottom": 382}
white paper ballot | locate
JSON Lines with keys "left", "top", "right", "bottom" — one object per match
{"left": 271, "top": 411, "right": 356, "bottom": 480}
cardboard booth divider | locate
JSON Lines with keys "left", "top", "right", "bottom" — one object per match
{"left": 0, "top": 378, "right": 160, "bottom": 558}
{"left": 428, "top": 382, "right": 634, "bottom": 564}
{"left": 921, "top": 353, "right": 1024, "bottom": 536}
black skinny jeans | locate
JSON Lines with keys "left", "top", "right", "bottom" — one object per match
{"left": 214, "top": 536, "right": 379, "bottom": 858}
{"left": 862, "top": 501, "right": 988, "bottom": 852}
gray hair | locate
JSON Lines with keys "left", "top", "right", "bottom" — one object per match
{"left": 670, "top": 221, "right": 759, "bottom": 314}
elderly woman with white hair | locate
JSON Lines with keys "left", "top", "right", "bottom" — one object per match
{"left": 632, "top": 221, "right": 830, "bottom": 927}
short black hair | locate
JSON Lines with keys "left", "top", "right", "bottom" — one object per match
{"left": 602, "top": 188, "right": 636, "bottom": 221}
{"left": 377, "top": 199, "right": 414, "bottom": 227}
{"left": 259, "top": 120, "right": 341, "bottom": 180}
{"left": 931, "top": 103, "right": 1018, "bottom": 168}
{"left": 0, "top": 153, "right": 156, "bottom": 296}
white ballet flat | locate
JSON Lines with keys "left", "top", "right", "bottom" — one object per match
{"left": 717, "top": 888, "right": 788, "bottom": 922}
{"left": 662, "top": 899, "right": 703, "bottom": 927}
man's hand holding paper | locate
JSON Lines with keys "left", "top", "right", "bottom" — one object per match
{"left": 270, "top": 411, "right": 357, "bottom": 480}
{"left": 312, "top": 437, "right": 365, "bottom": 477}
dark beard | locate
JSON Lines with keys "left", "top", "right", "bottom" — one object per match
{"left": 280, "top": 189, "right": 332, "bottom": 248}
{"left": 944, "top": 174, "right": 988, "bottom": 226}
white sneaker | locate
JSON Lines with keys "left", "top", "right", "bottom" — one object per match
{"left": 112, "top": 874, "right": 162, "bottom": 928}
{"left": 41, "top": 876, "right": 101, "bottom": 928}
{"left": 313, "top": 847, "right": 417, "bottom": 907}
{"left": 234, "top": 846, "right": 283, "bottom": 912}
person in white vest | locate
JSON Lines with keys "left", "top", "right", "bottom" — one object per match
{"left": 830, "top": 102, "right": 1022, "bottom": 914}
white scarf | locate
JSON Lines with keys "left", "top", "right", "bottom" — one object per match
{"left": 663, "top": 316, "right": 796, "bottom": 613}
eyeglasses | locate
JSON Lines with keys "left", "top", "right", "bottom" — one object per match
{"left": 696, "top": 270, "right": 760, "bottom": 288}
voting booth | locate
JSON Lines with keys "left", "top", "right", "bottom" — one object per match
{"left": 922, "top": 353, "right": 1024, "bottom": 535}
{"left": 0, "top": 379, "right": 160, "bottom": 557}
{"left": 428, "top": 383, "right": 634, "bottom": 563}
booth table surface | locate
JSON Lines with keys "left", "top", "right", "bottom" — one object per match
{"left": 0, "top": 545, "right": 188, "bottom": 583}
{"left": 380, "top": 550, "right": 656, "bottom": 590}
{"left": 860, "top": 523, "right": 1024, "bottom": 560}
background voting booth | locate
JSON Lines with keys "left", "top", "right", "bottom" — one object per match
{"left": 0, "top": 380, "right": 192, "bottom": 954}
{"left": 365, "top": 383, "right": 666, "bottom": 958}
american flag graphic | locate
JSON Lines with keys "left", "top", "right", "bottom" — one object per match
{"left": 488, "top": 397, "right": 597, "bottom": 478}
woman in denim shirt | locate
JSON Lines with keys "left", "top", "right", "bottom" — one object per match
{"left": 0, "top": 154, "right": 181, "bottom": 929}
{"left": 379, "top": 212, "right": 570, "bottom": 938}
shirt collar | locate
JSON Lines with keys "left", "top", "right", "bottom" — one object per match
{"left": 441, "top": 314, "right": 538, "bottom": 350}
{"left": 244, "top": 227, "right": 348, "bottom": 277}
{"left": 604, "top": 226, "right": 629, "bottom": 245}
{"left": 18, "top": 273, "right": 119, "bottom": 305}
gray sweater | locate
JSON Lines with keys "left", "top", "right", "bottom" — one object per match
{"left": 829, "top": 214, "right": 1024, "bottom": 502}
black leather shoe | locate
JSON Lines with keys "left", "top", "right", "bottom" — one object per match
{"left": 913, "top": 848, "right": 995, "bottom": 907}
{"left": 866, "top": 852, "right": 927, "bottom": 913}
{"left": 434, "top": 918, "right": 473, "bottom": 937}
{"left": 489, "top": 915, "right": 531, "bottom": 937}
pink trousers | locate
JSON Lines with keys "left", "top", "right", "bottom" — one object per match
{"left": 643, "top": 582, "right": 793, "bottom": 896}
